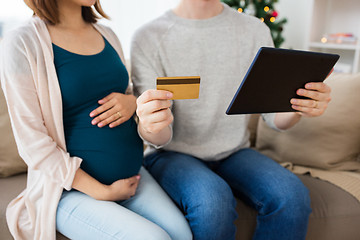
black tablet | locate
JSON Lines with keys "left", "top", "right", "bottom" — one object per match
{"left": 226, "top": 47, "right": 339, "bottom": 115}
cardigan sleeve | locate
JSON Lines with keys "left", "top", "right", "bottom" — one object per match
{"left": 0, "top": 29, "right": 82, "bottom": 191}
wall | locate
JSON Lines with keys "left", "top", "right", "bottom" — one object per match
{"left": 99, "top": 0, "right": 180, "bottom": 58}
{"left": 0, "top": 0, "right": 180, "bottom": 58}
{"left": 0, "top": 0, "right": 311, "bottom": 55}
{"left": 0, "top": 0, "right": 32, "bottom": 35}
{"left": 275, "top": 0, "right": 313, "bottom": 50}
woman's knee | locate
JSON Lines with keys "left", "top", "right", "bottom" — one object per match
{"left": 165, "top": 221, "right": 193, "bottom": 240}
{"left": 154, "top": 204, "right": 192, "bottom": 240}
{"left": 141, "top": 226, "right": 172, "bottom": 240}
{"left": 117, "top": 219, "right": 173, "bottom": 240}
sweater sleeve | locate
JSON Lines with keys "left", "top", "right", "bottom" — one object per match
{"left": 0, "top": 30, "right": 82, "bottom": 191}
{"left": 261, "top": 113, "right": 282, "bottom": 131}
{"left": 130, "top": 38, "right": 165, "bottom": 97}
{"left": 130, "top": 38, "right": 173, "bottom": 148}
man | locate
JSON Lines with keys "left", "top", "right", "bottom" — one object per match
{"left": 131, "top": 0, "right": 331, "bottom": 239}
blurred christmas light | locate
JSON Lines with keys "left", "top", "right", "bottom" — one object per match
{"left": 271, "top": 11, "right": 278, "bottom": 18}
{"left": 221, "top": 0, "right": 287, "bottom": 48}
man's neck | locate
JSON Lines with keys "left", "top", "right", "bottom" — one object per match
{"left": 173, "top": 0, "right": 224, "bottom": 20}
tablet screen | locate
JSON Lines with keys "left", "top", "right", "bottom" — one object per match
{"left": 226, "top": 47, "right": 339, "bottom": 115}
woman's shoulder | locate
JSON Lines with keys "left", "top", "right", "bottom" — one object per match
{"left": 0, "top": 18, "right": 46, "bottom": 75}
{"left": 1, "top": 18, "right": 40, "bottom": 52}
{"left": 93, "top": 23, "right": 121, "bottom": 48}
{"left": 93, "top": 23, "right": 117, "bottom": 39}
{"left": 93, "top": 23, "right": 126, "bottom": 63}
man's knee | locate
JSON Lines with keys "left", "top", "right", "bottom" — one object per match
{"left": 185, "top": 177, "right": 237, "bottom": 222}
{"left": 261, "top": 175, "right": 311, "bottom": 219}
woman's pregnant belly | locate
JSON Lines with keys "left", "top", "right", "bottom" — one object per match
{"left": 65, "top": 114, "right": 143, "bottom": 185}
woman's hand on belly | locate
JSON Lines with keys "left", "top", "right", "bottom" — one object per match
{"left": 102, "top": 174, "right": 141, "bottom": 201}
{"left": 89, "top": 92, "right": 137, "bottom": 128}
{"left": 73, "top": 168, "right": 141, "bottom": 201}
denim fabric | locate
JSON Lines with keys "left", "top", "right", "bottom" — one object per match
{"left": 56, "top": 167, "right": 192, "bottom": 240}
{"left": 144, "top": 148, "right": 311, "bottom": 240}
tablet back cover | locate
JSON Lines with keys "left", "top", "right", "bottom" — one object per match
{"left": 226, "top": 47, "right": 339, "bottom": 115}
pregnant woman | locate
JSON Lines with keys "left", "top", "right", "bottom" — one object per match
{"left": 0, "top": 0, "right": 191, "bottom": 239}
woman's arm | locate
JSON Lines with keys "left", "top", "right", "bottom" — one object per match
{"left": 0, "top": 33, "right": 82, "bottom": 190}
{"left": 72, "top": 168, "right": 140, "bottom": 201}
{"left": 2, "top": 65, "right": 140, "bottom": 201}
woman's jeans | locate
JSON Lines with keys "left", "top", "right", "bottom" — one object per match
{"left": 144, "top": 148, "right": 312, "bottom": 240}
{"left": 56, "top": 167, "right": 192, "bottom": 240}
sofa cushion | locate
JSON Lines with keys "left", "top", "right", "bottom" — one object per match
{"left": 248, "top": 114, "right": 260, "bottom": 147}
{"left": 0, "top": 86, "right": 27, "bottom": 177}
{"left": 0, "top": 173, "right": 26, "bottom": 240}
{"left": 299, "top": 175, "right": 360, "bottom": 240}
{"left": 234, "top": 174, "right": 360, "bottom": 240}
{"left": 0, "top": 174, "right": 69, "bottom": 240}
{"left": 256, "top": 73, "right": 360, "bottom": 171}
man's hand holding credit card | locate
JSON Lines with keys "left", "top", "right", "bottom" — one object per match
{"left": 156, "top": 76, "right": 201, "bottom": 100}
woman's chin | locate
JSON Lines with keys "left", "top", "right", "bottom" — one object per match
{"left": 79, "top": 0, "right": 97, "bottom": 8}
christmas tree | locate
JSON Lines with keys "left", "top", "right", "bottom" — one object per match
{"left": 222, "top": 0, "right": 287, "bottom": 48}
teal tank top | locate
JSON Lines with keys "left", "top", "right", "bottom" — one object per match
{"left": 53, "top": 37, "right": 143, "bottom": 185}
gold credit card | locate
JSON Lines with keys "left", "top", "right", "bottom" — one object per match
{"left": 156, "top": 76, "right": 200, "bottom": 100}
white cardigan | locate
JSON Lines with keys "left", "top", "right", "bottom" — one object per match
{"left": 0, "top": 17, "right": 128, "bottom": 240}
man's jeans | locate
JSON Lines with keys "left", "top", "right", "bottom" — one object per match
{"left": 144, "top": 148, "right": 311, "bottom": 240}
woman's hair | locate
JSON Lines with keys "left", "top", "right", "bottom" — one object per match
{"left": 24, "top": 0, "right": 109, "bottom": 25}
